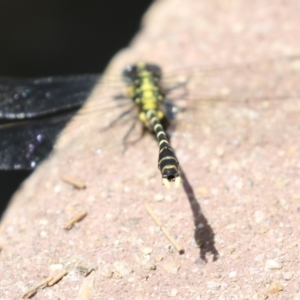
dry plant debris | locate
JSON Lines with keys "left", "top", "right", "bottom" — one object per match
{"left": 47, "top": 269, "right": 68, "bottom": 286}
{"left": 22, "top": 276, "right": 53, "bottom": 299}
{"left": 145, "top": 202, "right": 184, "bottom": 254}
{"left": 63, "top": 210, "right": 88, "bottom": 229}
{"left": 62, "top": 175, "right": 87, "bottom": 189}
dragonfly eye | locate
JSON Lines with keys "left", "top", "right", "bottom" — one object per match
{"left": 122, "top": 64, "right": 138, "bottom": 83}
{"left": 145, "top": 64, "right": 162, "bottom": 79}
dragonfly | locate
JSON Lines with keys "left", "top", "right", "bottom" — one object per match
{"left": 0, "top": 54, "right": 299, "bottom": 187}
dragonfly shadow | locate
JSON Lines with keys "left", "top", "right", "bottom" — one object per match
{"left": 179, "top": 165, "right": 219, "bottom": 262}
{"left": 165, "top": 120, "right": 218, "bottom": 261}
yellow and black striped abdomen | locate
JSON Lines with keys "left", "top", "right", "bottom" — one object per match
{"left": 122, "top": 62, "right": 181, "bottom": 188}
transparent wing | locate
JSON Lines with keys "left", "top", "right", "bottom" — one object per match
{"left": 52, "top": 55, "right": 300, "bottom": 182}
{"left": 161, "top": 55, "right": 300, "bottom": 175}
{"left": 1, "top": 55, "right": 300, "bottom": 172}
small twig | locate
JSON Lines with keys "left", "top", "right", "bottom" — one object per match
{"left": 145, "top": 203, "right": 184, "bottom": 254}
{"left": 62, "top": 176, "right": 86, "bottom": 189}
{"left": 47, "top": 269, "right": 68, "bottom": 286}
{"left": 64, "top": 210, "right": 88, "bottom": 229}
{"left": 76, "top": 272, "right": 95, "bottom": 300}
{"left": 22, "top": 276, "right": 53, "bottom": 299}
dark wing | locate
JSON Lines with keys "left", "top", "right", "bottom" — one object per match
{"left": 0, "top": 74, "right": 101, "bottom": 169}
{"left": 0, "top": 75, "right": 100, "bottom": 119}
{"left": 0, "top": 114, "right": 77, "bottom": 170}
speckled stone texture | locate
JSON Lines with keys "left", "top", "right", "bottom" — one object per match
{"left": 1, "top": 0, "right": 300, "bottom": 299}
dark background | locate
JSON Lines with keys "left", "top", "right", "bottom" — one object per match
{"left": 0, "top": 0, "right": 152, "bottom": 217}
